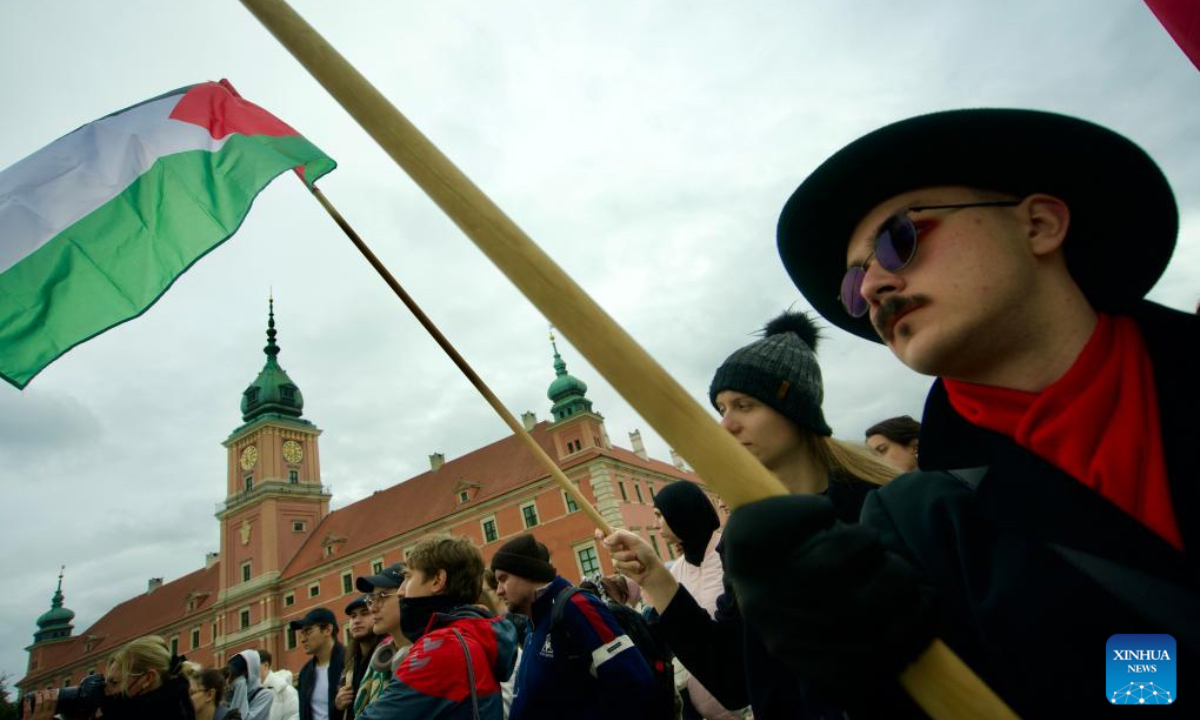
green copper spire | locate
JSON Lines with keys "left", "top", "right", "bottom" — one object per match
{"left": 241, "top": 296, "right": 305, "bottom": 422}
{"left": 547, "top": 329, "right": 593, "bottom": 421}
{"left": 34, "top": 566, "right": 74, "bottom": 644}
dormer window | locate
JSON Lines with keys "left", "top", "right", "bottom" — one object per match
{"left": 281, "top": 385, "right": 296, "bottom": 401}
{"left": 244, "top": 387, "right": 260, "bottom": 405}
{"left": 458, "top": 490, "right": 470, "bottom": 504}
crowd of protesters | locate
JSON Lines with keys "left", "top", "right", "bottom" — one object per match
{"left": 23, "top": 108, "right": 1196, "bottom": 720}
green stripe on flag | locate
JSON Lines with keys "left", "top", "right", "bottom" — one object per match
{"left": 0, "top": 133, "right": 335, "bottom": 389}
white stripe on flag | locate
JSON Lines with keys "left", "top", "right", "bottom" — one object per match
{"left": 0, "top": 93, "right": 233, "bottom": 274}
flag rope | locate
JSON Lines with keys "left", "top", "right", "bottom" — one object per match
{"left": 240, "top": 0, "right": 1021, "bottom": 717}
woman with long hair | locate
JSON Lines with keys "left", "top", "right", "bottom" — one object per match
{"left": 602, "top": 311, "right": 909, "bottom": 719}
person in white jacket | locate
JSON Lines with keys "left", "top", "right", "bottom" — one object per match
{"left": 258, "top": 650, "right": 300, "bottom": 720}
{"left": 653, "top": 481, "right": 747, "bottom": 720}
{"left": 226, "top": 649, "right": 274, "bottom": 720}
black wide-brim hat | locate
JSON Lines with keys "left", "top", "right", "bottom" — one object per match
{"left": 777, "top": 108, "right": 1178, "bottom": 342}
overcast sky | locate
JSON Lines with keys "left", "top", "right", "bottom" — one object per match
{"left": 1, "top": 0, "right": 1196, "bottom": 684}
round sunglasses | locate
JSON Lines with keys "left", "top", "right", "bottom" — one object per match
{"left": 839, "top": 200, "right": 1022, "bottom": 318}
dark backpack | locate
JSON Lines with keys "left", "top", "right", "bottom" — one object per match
{"left": 550, "top": 586, "right": 678, "bottom": 719}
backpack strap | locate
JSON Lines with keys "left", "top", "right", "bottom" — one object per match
{"left": 549, "top": 586, "right": 589, "bottom": 660}
{"left": 450, "top": 628, "right": 481, "bottom": 720}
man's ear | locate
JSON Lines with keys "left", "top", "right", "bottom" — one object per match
{"left": 1024, "top": 194, "right": 1071, "bottom": 256}
{"left": 432, "top": 569, "right": 448, "bottom": 593}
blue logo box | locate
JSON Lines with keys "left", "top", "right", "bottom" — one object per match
{"left": 1107, "top": 634, "right": 1176, "bottom": 705}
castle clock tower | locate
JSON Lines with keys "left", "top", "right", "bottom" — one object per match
{"left": 214, "top": 298, "right": 329, "bottom": 659}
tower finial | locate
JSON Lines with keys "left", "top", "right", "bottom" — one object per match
{"left": 549, "top": 326, "right": 566, "bottom": 377}
{"left": 265, "top": 295, "right": 280, "bottom": 358}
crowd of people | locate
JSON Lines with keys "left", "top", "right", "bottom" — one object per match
{"left": 25, "top": 108, "right": 1195, "bottom": 719}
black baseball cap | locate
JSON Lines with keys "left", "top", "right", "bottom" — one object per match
{"left": 355, "top": 562, "right": 405, "bottom": 593}
{"left": 288, "top": 607, "right": 336, "bottom": 631}
{"left": 345, "top": 594, "right": 370, "bottom": 615}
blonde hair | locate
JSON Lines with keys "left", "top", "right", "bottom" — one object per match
{"left": 811, "top": 434, "right": 900, "bottom": 486}
{"left": 108, "top": 635, "right": 175, "bottom": 693}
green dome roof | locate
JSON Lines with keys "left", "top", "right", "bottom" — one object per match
{"left": 34, "top": 569, "right": 74, "bottom": 644}
{"left": 241, "top": 298, "right": 305, "bottom": 423}
{"left": 546, "top": 335, "right": 594, "bottom": 421}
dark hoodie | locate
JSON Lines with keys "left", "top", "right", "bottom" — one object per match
{"left": 653, "top": 480, "right": 721, "bottom": 566}
{"left": 356, "top": 602, "right": 516, "bottom": 720}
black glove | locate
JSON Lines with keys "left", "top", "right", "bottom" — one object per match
{"left": 724, "top": 494, "right": 935, "bottom": 701}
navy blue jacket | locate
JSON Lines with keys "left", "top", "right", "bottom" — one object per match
{"left": 510, "top": 576, "right": 657, "bottom": 720}
{"left": 298, "top": 642, "right": 345, "bottom": 720}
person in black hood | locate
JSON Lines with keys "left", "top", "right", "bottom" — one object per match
{"left": 653, "top": 480, "right": 720, "bottom": 567}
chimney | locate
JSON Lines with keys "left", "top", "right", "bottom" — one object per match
{"left": 629, "top": 430, "right": 648, "bottom": 461}
{"left": 147, "top": 577, "right": 163, "bottom": 593}
{"left": 205, "top": 552, "right": 220, "bottom": 569}
{"left": 670, "top": 449, "right": 688, "bottom": 471}
{"left": 429, "top": 452, "right": 445, "bottom": 472}
{"left": 521, "top": 411, "right": 537, "bottom": 431}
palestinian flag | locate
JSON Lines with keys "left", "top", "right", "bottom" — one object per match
{"left": 0, "top": 80, "right": 335, "bottom": 389}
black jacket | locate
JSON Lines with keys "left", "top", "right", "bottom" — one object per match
{"left": 863, "top": 301, "right": 1198, "bottom": 720}
{"left": 298, "top": 642, "right": 345, "bottom": 720}
{"left": 656, "top": 475, "right": 912, "bottom": 719}
{"left": 98, "top": 674, "right": 196, "bottom": 720}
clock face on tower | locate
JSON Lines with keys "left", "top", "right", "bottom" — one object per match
{"left": 240, "top": 445, "right": 259, "bottom": 471}
{"left": 282, "top": 440, "right": 303, "bottom": 464}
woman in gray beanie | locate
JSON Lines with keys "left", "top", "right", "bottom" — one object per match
{"left": 601, "top": 311, "right": 911, "bottom": 720}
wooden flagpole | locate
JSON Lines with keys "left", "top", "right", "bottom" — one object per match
{"left": 239, "top": 1, "right": 1021, "bottom": 717}
{"left": 307, "top": 185, "right": 613, "bottom": 535}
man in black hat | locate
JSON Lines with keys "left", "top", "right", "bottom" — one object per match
{"left": 723, "top": 109, "right": 1198, "bottom": 719}
{"left": 290, "top": 607, "right": 344, "bottom": 720}
{"left": 491, "top": 533, "right": 657, "bottom": 720}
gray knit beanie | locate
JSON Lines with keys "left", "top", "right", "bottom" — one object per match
{"left": 708, "top": 311, "right": 832, "bottom": 436}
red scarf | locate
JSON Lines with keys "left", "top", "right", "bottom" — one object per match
{"left": 943, "top": 314, "right": 1182, "bottom": 551}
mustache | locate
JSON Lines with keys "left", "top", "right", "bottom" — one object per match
{"left": 873, "top": 295, "right": 928, "bottom": 340}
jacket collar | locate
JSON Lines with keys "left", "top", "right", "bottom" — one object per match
{"left": 530, "top": 576, "right": 571, "bottom": 624}
{"left": 918, "top": 301, "right": 1197, "bottom": 582}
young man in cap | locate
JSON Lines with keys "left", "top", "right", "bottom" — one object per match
{"left": 291, "top": 607, "right": 345, "bottom": 720}
{"left": 356, "top": 536, "right": 516, "bottom": 720}
{"left": 334, "top": 594, "right": 380, "bottom": 719}
{"left": 490, "top": 533, "right": 658, "bottom": 720}
{"left": 723, "top": 109, "right": 1198, "bottom": 719}
{"left": 348, "top": 563, "right": 411, "bottom": 717}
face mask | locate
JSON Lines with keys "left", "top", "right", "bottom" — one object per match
{"left": 399, "top": 594, "right": 459, "bottom": 642}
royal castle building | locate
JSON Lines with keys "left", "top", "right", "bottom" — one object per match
{"left": 19, "top": 303, "right": 714, "bottom": 693}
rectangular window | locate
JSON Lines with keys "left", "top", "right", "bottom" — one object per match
{"left": 341, "top": 572, "right": 353, "bottom": 595}
{"left": 458, "top": 490, "right": 470, "bottom": 503}
{"left": 482, "top": 517, "right": 498, "bottom": 543}
{"left": 666, "top": 541, "right": 675, "bottom": 560}
{"left": 563, "top": 490, "right": 579, "bottom": 513}
{"left": 292, "top": 520, "right": 306, "bottom": 532}
{"left": 244, "top": 475, "right": 254, "bottom": 492}
{"left": 286, "top": 627, "right": 297, "bottom": 650}
{"left": 284, "top": 592, "right": 295, "bottom": 607}
{"left": 634, "top": 483, "right": 644, "bottom": 504}
{"left": 372, "top": 559, "right": 384, "bottom": 575}
{"left": 239, "top": 609, "right": 251, "bottom": 629}
{"left": 308, "top": 582, "right": 320, "bottom": 598}
{"left": 521, "top": 502, "right": 539, "bottom": 529}
{"left": 648, "top": 482, "right": 656, "bottom": 499}
{"left": 169, "top": 637, "right": 179, "bottom": 656}
{"left": 191, "top": 628, "right": 201, "bottom": 650}
{"left": 212, "top": 624, "right": 218, "bottom": 643}
{"left": 650, "top": 533, "right": 662, "bottom": 558}
{"left": 288, "top": 469, "right": 299, "bottom": 484}
{"left": 577, "top": 546, "right": 601, "bottom": 576}
{"left": 241, "top": 561, "right": 252, "bottom": 583}
{"left": 63, "top": 677, "right": 71, "bottom": 688}
{"left": 618, "top": 481, "right": 628, "bottom": 502}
